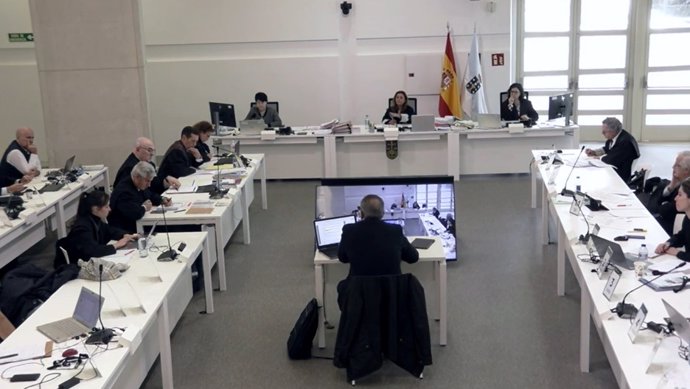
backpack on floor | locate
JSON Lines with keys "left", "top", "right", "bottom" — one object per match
{"left": 287, "top": 298, "right": 319, "bottom": 360}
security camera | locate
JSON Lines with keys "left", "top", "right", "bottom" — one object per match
{"left": 340, "top": 1, "right": 352, "bottom": 16}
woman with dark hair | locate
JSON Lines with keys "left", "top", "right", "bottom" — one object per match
{"left": 192, "top": 120, "right": 213, "bottom": 163}
{"left": 500, "top": 82, "right": 538, "bottom": 125}
{"left": 66, "top": 190, "right": 138, "bottom": 261}
{"left": 382, "top": 90, "right": 415, "bottom": 125}
{"left": 655, "top": 178, "right": 690, "bottom": 262}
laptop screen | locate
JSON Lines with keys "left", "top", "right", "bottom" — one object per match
{"left": 73, "top": 287, "right": 104, "bottom": 328}
{"left": 314, "top": 215, "right": 356, "bottom": 248}
{"left": 63, "top": 155, "right": 76, "bottom": 173}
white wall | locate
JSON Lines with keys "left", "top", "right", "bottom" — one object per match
{"left": 142, "top": 0, "right": 512, "bottom": 148}
{"left": 0, "top": 0, "right": 513, "bottom": 160}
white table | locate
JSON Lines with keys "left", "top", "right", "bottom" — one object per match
{"left": 313, "top": 236, "right": 447, "bottom": 349}
{"left": 532, "top": 149, "right": 690, "bottom": 388}
{"left": 136, "top": 154, "right": 267, "bottom": 314}
{"left": 0, "top": 168, "right": 109, "bottom": 270}
{"left": 0, "top": 231, "right": 208, "bottom": 389}
{"left": 213, "top": 124, "right": 578, "bottom": 179}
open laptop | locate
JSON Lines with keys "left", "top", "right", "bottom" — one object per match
{"left": 37, "top": 287, "right": 103, "bottom": 343}
{"left": 411, "top": 115, "right": 435, "bottom": 132}
{"left": 239, "top": 119, "right": 266, "bottom": 135}
{"left": 662, "top": 299, "right": 690, "bottom": 344}
{"left": 314, "top": 215, "right": 357, "bottom": 259}
{"left": 46, "top": 155, "right": 76, "bottom": 178}
{"left": 590, "top": 234, "right": 635, "bottom": 270}
{"left": 125, "top": 221, "right": 158, "bottom": 250}
{"left": 477, "top": 114, "right": 502, "bottom": 129}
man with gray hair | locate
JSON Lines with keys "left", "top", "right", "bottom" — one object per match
{"left": 108, "top": 161, "right": 171, "bottom": 231}
{"left": 113, "top": 137, "right": 181, "bottom": 193}
{"left": 585, "top": 117, "right": 640, "bottom": 180}
{"left": 651, "top": 151, "right": 690, "bottom": 234}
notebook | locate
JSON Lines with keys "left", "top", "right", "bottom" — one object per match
{"left": 477, "top": 114, "right": 502, "bottom": 129}
{"left": 589, "top": 234, "right": 635, "bottom": 270}
{"left": 411, "top": 238, "right": 435, "bottom": 249}
{"left": 314, "top": 215, "right": 356, "bottom": 259}
{"left": 411, "top": 115, "right": 435, "bottom": 132}
{"left": 662, "top": 299, "right": 690, "bottom": 344}
{"left": 46, "top": 155, "right": 76, "bottom": 178}
{"left": 239, "top": 119, "right": 266, "bottom": 135}
{"left": 36, "top": 287, "right": 103, "bottom": 343}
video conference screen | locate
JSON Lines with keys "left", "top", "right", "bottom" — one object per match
{"left": 316, "top": 176, "right": 457, "bottom": 260}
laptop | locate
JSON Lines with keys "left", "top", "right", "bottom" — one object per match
{"left": 37, "top": 287, "right": 103, "bottom": 343}
{"left": 239, "top": 119, "right": 266, "bottom": 135}
{"left": 411, "top": 115, "right": 435, "bottom": 132}
{"left": 589, "top": 234, "right": 635, "bottom": 270}
{"left": 314, "top": 215, "right": 357, "bottom": 259}
{"left": 477, "top": 114, "right": 502, "bottom": 129}
{"left": 125, "top": 221, "right": 158, "bottom": 250}
{"left": 662, "top": 299, "right": 690, "bottom": 344}
{"left": 46, "top": 155, "right": 76, "bottom": 178}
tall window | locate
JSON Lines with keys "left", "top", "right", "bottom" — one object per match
{"left": 518, "top": 0, "right": 690, "bottom": 141}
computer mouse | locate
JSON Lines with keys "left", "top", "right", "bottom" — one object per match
{"left": 614, "top": 235, "right": 629, "bottom": 242}
{"left": 62, "top": 348, "right": 78, "bottom": 358}
{"left": 556, "top": 149, "right": 563, "bottom": 153}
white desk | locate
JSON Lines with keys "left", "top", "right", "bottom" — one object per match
{"left": 136, "top": 154, "right": 267, "bottom": 314}
{"left": 532, "top": 149, "right": 690, "bottom": 388}
{"left": 314, "top": 236, "right": 447, "bottom": 349}
{"left": 0, "top": 231, "right": 208, "bottom": 389}
{"left": 213, "top": 125, "right": 578, "bottom": 179}
{"left": 0, "top": 168, "right": 109, "bottom": 270}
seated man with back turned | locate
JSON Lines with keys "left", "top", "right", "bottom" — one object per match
{"left": 337, "top": 194, "right": 419, "bottom": 309}
{"left": 113, "top": 137, "right": 181, "bottom": 194}
{"left": 158, "top": 126, "right": 202, "bottom": 179}
{"left": 0, "top": 128, "right": 41, "bottom": 187}
{"left": 109, "top": 161, "right": 170, "bottom": 232}
{"left": 585, "top": 117, "right": 640, "bottom": 181}
{"left": 649, "top": 151, "right": 690, "bottom": 234}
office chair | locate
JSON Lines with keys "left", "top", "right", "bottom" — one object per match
{"left": 334, "top": 273, "right": 431, "bottom": 384}
{"left": 250, "top": 101, "right": 279, "bottom": 114}
{"left": 388, "top": 97, "right": 417, "bottom": 113}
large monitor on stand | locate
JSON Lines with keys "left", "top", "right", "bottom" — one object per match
{"left": 209, "top": 102, "right": 237, "bottom": 128}
{"left": 548, "top": 93, "right": 574, "bottom": 125}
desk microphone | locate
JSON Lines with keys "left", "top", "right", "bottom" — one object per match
{"left": 157, "top": 201, "right": 178, "bottom": 262}
{"left": 612, "top": 261, "right": 687, "bottom": 318}
{"left": 86, "top": 264, "right": 113, "bottom": 344}
{"left": 560, "top": 146, "right": 585, "bottom": 197}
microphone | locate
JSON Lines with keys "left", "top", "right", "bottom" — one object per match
{"left": 560, "top": 146, "right": 585, "bottom": 197}
{"left": 209, "top": 146, "right": 228, "bottom": 200}
{"left": 651, "top": 261, "right": 686, "bottom": 276}
{"left": 157, "top": 200, "right": 178, "bottom": 262}
{"left": 612, "top": 262, "right": 687, "bottom": 318}
{"left": 86, "top": 263, "right": 113, "bottom": 344}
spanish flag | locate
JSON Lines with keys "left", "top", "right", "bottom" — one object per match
{"left": 438, "top": 32, "right": 461, "bottom": 118}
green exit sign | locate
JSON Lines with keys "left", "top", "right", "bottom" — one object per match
{"left": 8, "top": 33, "right": 34, "bottom": 43}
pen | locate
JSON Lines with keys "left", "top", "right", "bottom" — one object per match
{"left": 0, "top": 353, "right": 18, "bottom": 359}
{"left": 174, "top": 208, "right": 186, "bottom": 213}
{"left": 633, "top": 228, "right": 647, "bottom": 232}
{"left": 124, "top": 250, "right": 134, "bottom": 256}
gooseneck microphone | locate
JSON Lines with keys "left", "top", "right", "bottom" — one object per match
{"left": 157, "top": 200, "right": 178, "bottom": 262}
{"left": 86, "top": 264, "right": 113, "bottom": 344}
{"left": 560, "top": 145, "right": 586, "bottom": 197}
{"left": 612, "top": 261, "right": 687, "bottom": 318}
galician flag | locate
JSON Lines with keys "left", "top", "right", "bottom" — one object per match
{"left": 462, "top": 29, "right": 488, "bottom": 120}
{"left": 438, "top": 32, "right": 462, "bottom": 118}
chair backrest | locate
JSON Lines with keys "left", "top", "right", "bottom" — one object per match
{"left": 54, "top": 237, "right": 72, "bottom": 269}
{"left": 673, "top": 214, "right": 685, "bottom": 235}
{"left": 388, "top": 97, "right": 417, "bottom": 113}
{"left": 250, "top": 101, "right": 279, "bottom": 114}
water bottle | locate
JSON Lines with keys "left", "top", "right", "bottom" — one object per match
{"left": 138, "top": 238, "right": 148, "bottom": 258}
{"left": 638, "top": 244, "right": 648, "bottom": 261}
{"left": 364, "top": 114, "right": 371, "bottom": 131}
{"left": 575, "top": 176, "right": 581, "bottom": 193}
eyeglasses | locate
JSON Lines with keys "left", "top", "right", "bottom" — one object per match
{"left": 140, "top": 147, "right": 155, "bottom": 153}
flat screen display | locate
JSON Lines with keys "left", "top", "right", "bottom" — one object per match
{"left": 316, "top": 176, "right": 457, "bottom": 260}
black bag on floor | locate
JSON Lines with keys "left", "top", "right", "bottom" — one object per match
{"left": 287, "top": 298, "right": 319, "bottom": 360}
